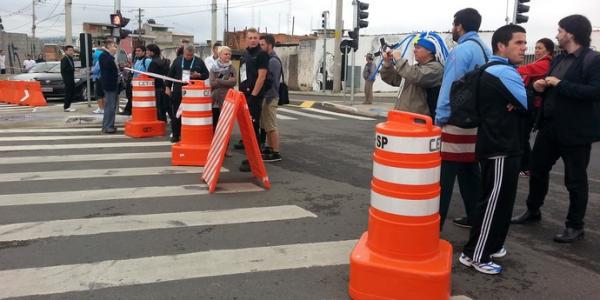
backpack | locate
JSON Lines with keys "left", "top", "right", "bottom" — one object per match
{"left": 271, "top": 56, "right": 289, "bottom": 106}
{"left": 447, "top": 61, "right": 505, "bottom": 128}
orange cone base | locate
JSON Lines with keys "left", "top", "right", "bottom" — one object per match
{"left": 171, "top": 144, "right": 210, "bottom": 166}
{"left": 124, "top": 120, "right": 166, "bottom": 138}
{"left": 349, "top": 233, "right": 453, "bottom": 300}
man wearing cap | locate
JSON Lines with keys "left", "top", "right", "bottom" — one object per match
{"left": 362, "top": 54, "right": 376, "bottom": 104}
{"left": 380, "top": 32, "right": 444, "bottom": 117}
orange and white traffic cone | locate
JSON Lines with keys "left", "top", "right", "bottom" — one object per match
{"left": 124, "top": 74, "right": 166, "bottom": 138}
{"left": 349, "top": 110, "right": 452, "bottom": 300}
{"left": 172, "top": 80, "right": 213, "bottom": 166}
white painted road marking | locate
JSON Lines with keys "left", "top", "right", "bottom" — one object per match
{"left": 0, "top": 240, "right": 356, "bottom": 299}
{"left": 302, "top": 107, "right": 377, "bottom": 120}
{"left": 0, "top": 134, "right": 129, "bottom": 142}
{"left": 0, "top": 152, "right": 171, "bottom": 165}
{"left": 0, "top": 166, "right": 222, "bottom": 183}
{"left": 0, "top": 128, "right": 120, "bottom": 133}
{"left": 277, "top": 107, "right": 337, "bottom": 120}
{"left": 0, "top": 182, "right": 263, "bottom": 207}
{"left": 276, "top": 114, "right": 298, "bottom": 120}
{"left": 0, "top": 205, "right": 316, "bottom": 242}
{"left": 0, "top": 141, "right": 171, "bottom": 152}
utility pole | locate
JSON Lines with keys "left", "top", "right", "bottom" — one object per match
{"left": 32, "top": 0, "right": 36, "bottom": 40}
{"left": 137, "top": 8, "right": 143, "bottom": 43}
{"left": 350, "top": 0, "right": 356, "bottom": 105}
{"left": 505, "top": 0, "right": 510, "bottom": 24}
{"left": 332, "top": 0, "right": 343, "bottom": 93}
{"left": 224, "top": 0, "right": 229, "bottom": 45}
{"left": 211, "top": 0, "right": 217, "bottom": 46}
{"left": 65, "top": 0, "right": 73, "bottom": 45}
{"left": 114, "top": 0, "right": 121, "bottom": 12}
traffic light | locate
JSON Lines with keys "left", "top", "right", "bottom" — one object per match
{"left": 356, "top": 1, "right": 369, "bottom": 29}
{"left": 348, "top": 29, "right": 359, "bottom": 51}
{"left": 514, "top": 0, "right": 530, "bottom": 24}
{"left": 321, "top": 11, "right": 327, "bottom": 29}
{"left": 110, "top": 10, "right": 130, "bottom": 27}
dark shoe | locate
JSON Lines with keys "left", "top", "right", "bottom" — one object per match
{"left": 170, "top": 136, "right": 180, "bottom": 143}
{"left": 233, "top": 140, "right": 245, "bottom": 150}
{"left": 452, "top": 217, "right": 472, "bottom": 229}
{"left": 239, "top": 159, "right": 251, "bottom": 172}
{"left": 554, "top": 227, "right": 584, "bottom": 243}
{"left": 263, "top": 152, "right": 282, "bottom": 162}
{"left": 511, "top": 210, "right": 541, "bottom": 224}
{"left": 262, "top": 146, "right": 272, "bottom": 155}
{"left": 101, "top": 128, "right": 117, "bottom": 134}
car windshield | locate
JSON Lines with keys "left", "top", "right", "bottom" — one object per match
{"left": 29, "top": 62, "right": 60, "bottom": 73}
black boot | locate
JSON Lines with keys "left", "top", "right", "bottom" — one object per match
{"left": 554, "top": 227, "right": 584, "bottom": 243}
{"left": 511, "top": 210, "right": 541, "bottom": 224}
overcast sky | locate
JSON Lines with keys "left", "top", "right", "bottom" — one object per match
{"left": 1, "top": 0, "right": 599, "bottom": 44}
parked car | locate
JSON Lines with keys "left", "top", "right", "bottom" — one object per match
{"left": 9, "top": 62, "right": 93, "bottom": 100}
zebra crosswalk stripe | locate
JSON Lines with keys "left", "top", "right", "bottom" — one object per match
{"left": 277, "top": 108, "right": 337, "bottom": 120}
{"left": 0, "top": 205, "right": 316, "bottom": 242}
{"left": 0, "top": 152, "right": 171, "bottom": 165}
{"left": 0, "top": 166, "right": 222, "bottom": 183}
{"left": 0, "top": 182, "right": 263, "bottom": 207}
{"left": 0, "top": 141, "right": 171, "bottom": 152}
{"left": 0, "top": 134, "right": 129, "bottom": 142}
{"left": 0, "top": 240, "right": 356, "bottom": 299}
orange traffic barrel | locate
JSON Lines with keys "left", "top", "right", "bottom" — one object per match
{"left": 172, "top": 80, "right": 213, "bottom": 166}
{"left": 124, "top": 74, "right": 166, "bottom": 138}
{"left": 18, "top": 81, "right": 47, "bottom": 107}
{"left": 349, "top": 110, "right": 452, "bottom": 300}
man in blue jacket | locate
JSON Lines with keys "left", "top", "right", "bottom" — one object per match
{"left": 99, "top": 40, "right": 119, "bottom": 134}
{"left": 436, "top": 8, "right": 492, "bottom": 229}
{"left": 459, "top": 24, "right": 528, "bottom": 275}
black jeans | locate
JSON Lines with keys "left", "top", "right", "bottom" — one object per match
{"left": 123, "top": 80, "right": 133, "bottom": 114}
{"left": 245, "top": 93, "right": 263, "bottom": 146}
{"left": 63, "top": 79, "right": 75, "bottom": 109}
{"left": 439, "top": 160, "right": 482, "bottom": 229}
{"left": 526, "top": 122, "right": 591, "bottom": 229}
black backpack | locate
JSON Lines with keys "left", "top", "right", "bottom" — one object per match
{"left": 271, "top": 56, "right": 289, "bottom": 106}
{"left": 447, "top": 61, "right": 505, "bottom": 128}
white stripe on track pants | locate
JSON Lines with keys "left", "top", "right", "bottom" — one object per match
{"left": 463, "top": 155, "right": 521, "bottom": 263}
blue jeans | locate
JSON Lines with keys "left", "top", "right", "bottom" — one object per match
{"left": 102, "top": 90, "right": 118, "bottom": 130}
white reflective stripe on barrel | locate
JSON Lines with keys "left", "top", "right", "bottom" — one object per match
{"left": 373, "top": 161, "right": 440, "bottom": 185}
{"left": 132, "top": 101, "right": 156, "bottom": 108}
{"left": 182, "top": 103, "right": 212, "bottom": 112}
{"left": 371, "top": 191, "right": 439, "bottom": 217}
{"left": 375, "top": 134, "right": 441, "bottom": 154}
{"left": 132, "top": 80, "right": 154, "bottom": 87}
{"left": 183, "top": 89, "right": 211, "bottom": 97}
{"left": 132, "top": 91, "right": 155, "bottom": 97}
{"left": 182, "top": 117, "right": 212, "bottom": 126}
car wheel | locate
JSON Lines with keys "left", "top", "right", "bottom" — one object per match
{"left": 78, "top": 85, "right": 93, "bottom": 101}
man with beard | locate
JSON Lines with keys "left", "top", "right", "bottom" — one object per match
{"left": 511, "top": 15, "right": 600, "bottom": 243}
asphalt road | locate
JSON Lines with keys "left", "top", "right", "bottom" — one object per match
{"left": 0, "top": 103, "right": 599, "bottom": 299}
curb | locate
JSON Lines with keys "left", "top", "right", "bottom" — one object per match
{"left": 65, "top": 115, "right": 130, "bottom": 126}
{"left": 290, "top": 100, "right": 389, "bottom": 119}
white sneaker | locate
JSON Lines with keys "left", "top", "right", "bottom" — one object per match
{"left": 92, "top": 108, "right": 104, "bottom": 114}
{"left": 491, "top": 246, "right": 507, "bottom": 258}
{"left": 64, "top": 108, "right": 77, "bottom": 112}
{"left": 459, "top": 253, "right": 503, "bottom": 275}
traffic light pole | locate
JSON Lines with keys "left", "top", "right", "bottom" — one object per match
{"left": 350, "top": 0, "right": 357, "bottom": 106}
{"left": 322, "top": 11, "right": 328, "bottom": 92}
{"left": 332, "top": 0, "right": 343, "bottom": 93}
{"left": 84, "top": 33, "right": 92, "bottom": 108}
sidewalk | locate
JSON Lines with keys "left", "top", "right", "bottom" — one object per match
{"left": 0, "top": 100, "right": 130, "bottom": 129}
{"left": 289, "top": 90, "right": 395, "bottom": 118}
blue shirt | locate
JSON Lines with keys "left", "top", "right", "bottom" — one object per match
{"left": 133, "top": 57, "right": 151, "bottom": 78}
{"left": 435, "top": 32, "right": 492, "bottom": 125}
{"left": 485, "top": 55, "right": 528, "bottom": 109}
